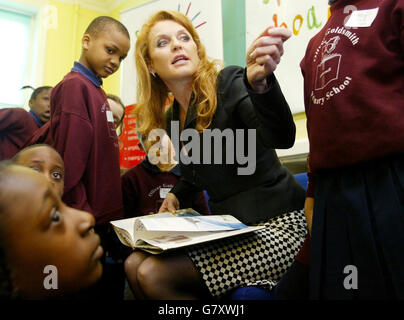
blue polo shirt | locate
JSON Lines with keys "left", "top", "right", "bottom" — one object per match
{"left": 29, "top": 110, "right": 43, "bottom": 127}
{"left": 71, "top": 62, "right": 103, "bottom": 87}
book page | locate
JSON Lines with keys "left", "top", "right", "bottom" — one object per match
{"left": 138, "top": 215, "right": 247, "bottom": 232}
{"left": 110, "top": 217, "right": 138, "bottom": 247}
{"left": 110, "top": 209, "right": 260, "bottom": 253}
{"left": 110, "top": 210, "right": 200, "bottom": 247}
{"left": 139, "top": 226, "right": 265, "bottom": 253}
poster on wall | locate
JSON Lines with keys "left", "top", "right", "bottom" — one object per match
{"left": 120, "top": 0, "right": 223, "bottom": 106}
{"left": 119, "top": 104, "right": 146, "bottom": 170}
{"left": 246, "top": 0, "right": 329, "bottom": 114}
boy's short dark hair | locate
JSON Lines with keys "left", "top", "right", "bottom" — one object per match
{"left": 11, "top": 144, "right": 61, "bottom": 164}
{"left": 21, "top": 86, "right": 52, "bottom": 101}
{"left": 85, "top": 16, "right": 130, "bottom": 39}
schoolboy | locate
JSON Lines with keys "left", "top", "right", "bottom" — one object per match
{"left": 48, "top": 17, "right": 130, "bottom": 296}
{"left": 49, "top": 16, "right": 130, "bottom": 225}
{"left": 0, "top": 86, "right": 52, "bottom": 161}
{"left": 12, "top": 144, "right": 65, "bottom": 198}
{"left": 24, "top": 86, "right": 53, "bottom": 127}
{"left": 0, "top": 162, "right": 103, "bottom": 299}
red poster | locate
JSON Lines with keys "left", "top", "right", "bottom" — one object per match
{"left": 119, "top": 104, "right": 146, "bottom": 170}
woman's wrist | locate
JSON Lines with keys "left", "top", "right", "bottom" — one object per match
{"left": 249, "top": 78, "right": 269, "bottom": 94}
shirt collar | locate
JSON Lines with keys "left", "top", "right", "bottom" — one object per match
{"left": 29, "top": 110, "right": 43, "bottom": 127}
{"left": 71, "top": 62, "right": 103, "bottom": 87}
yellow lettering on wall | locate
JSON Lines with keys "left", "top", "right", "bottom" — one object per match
{"left": 293, "top": 14, "right": 303, "bottom": 35}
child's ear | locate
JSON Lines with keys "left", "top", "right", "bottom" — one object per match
{"left": 82, "top": 34, "right": 91, "bottom": 50}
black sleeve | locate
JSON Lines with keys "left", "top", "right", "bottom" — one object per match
{"left": 243, "top": 69, "right": 296, "bottom": 149}
{"left": 169, "top": 179, "right": 203, "bottom": 206}
{"left": 218, "top": 66, "right": 296, "bottom": 149}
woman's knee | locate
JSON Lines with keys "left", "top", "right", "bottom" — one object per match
{"left": 136, "top": 257, "right": 163, "bottom": 286}
{"left": 124, "top": 251, "right": 147, "bottom": 282}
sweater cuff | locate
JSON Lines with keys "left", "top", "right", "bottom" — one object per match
{"left": 243, "top": 68, "right": 276, "bottom": 96}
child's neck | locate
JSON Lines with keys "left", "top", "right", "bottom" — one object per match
{"left": 78, "top": 56, "right": 97, "bottom": 77}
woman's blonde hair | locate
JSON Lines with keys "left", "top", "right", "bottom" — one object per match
{"left": 134, "top": 10, "right": 222, "bottom": 139}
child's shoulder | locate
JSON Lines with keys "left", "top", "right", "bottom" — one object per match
{"left": 122, "top": 162, "right": 145, "bottom": 178}
{"left": 52, "top": 72, "right": 104, "bottom": 105}
{"left": 0, "top": 108, "right": 32, "bottom": 123}
{"left": 57, "top": 71, "right": 91, "bottom": 90}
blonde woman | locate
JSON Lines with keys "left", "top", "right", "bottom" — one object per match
{"left": 125, "top": 10, "right": 307, "bottom": 299}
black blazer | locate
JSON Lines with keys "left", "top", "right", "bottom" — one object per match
{"left": 166, "top": 66, "right": 305, "bottom": 224}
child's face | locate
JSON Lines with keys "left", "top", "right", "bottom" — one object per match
{"left": 29, "top": 88, "right": 51, "bottom": 124}
{"left": 107, "top": 98, "right": 124, "bottom": 128}
{"left": 82, "top": 26, "right": 130, "bottom": 78}
{"left": 1, "top": 166, "right": 103, "bottom": 299}
{"left": 148, "top": 133, "right": 178, "bottom": 172}
{"left": 15, "top": 146, "right": 64, "bottom": 197}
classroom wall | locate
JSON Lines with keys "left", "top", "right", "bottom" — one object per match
{"left": 43, "top": 0, "right": 150, "bottom": 98}
{"left": 105, "top": 0, "right": 150, "bottom": 97}
{"left": 11, "top": 0, "right": 309, "bottom": 143}
{"left": 44, "top": 1, "right": 105, "bottom": 88}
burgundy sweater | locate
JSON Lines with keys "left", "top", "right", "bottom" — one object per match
{"left": 300, "top": 0, "right": 404, "bottom": 195}
{"left": 0, "top": 108, "right": 39, "bottom": 160}
{"left": 49, "top": 71, "right": 123, "bottom": 224}
{"left": 24, "top": 121, "right": 52, "bottom": 147}
{"left": 122, "top": 157, "right": 210, "bottom": 217}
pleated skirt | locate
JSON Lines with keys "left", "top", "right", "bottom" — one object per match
{"left": 310, "top": 155, "right": 404, "bottom": 299}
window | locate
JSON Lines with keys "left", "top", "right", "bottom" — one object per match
{"left": 0, "top": 9, "right": 32, "bottom": 109}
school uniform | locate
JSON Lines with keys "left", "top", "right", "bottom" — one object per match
{"left": 301, "top": 0, "right": 404, "bottom": 299}
{"left": 0, "top": 108, "right": 39, "bottom": 160}
{"left": 29, "top": 109, "right": 46, "bottom": 128}
{"left": 121, "top": 156, "right": 210, "bottom": 217}
{"left": 49, "top": 62, "right": 123, "bottom": 224}
{"left": 165, "top": 66, "right": 307, "bottom": 298}
{"left": 23, "top": 121, "right": 52, "bottom": 148}
{"left": 48, "top": 62, "right": 125, "bottom": 299}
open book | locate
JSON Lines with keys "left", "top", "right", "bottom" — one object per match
{"left": 110, "top": 209, "right": 265, "bottom": 254}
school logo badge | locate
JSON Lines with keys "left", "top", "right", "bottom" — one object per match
{"left": 315, "top": 36, "right": 341, "bottom": 90}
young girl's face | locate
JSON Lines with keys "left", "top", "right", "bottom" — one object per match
{"left": 14, "top": 146, "right": 65, "bottom": 197}
{"left": 1, "top": 166, "right": 103, "bottom": 299}
{"left": 107, "top": 98, "right": 124, "bottom": 128}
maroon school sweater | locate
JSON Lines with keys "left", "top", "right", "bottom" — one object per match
{"left": 0, "top": 108, "right": 39, "bottom": 160}
{"left": 23, "top": 121, "right": 52, "bottom": 147}
{"left": 122, "top": 158, "right": 210, "bottom": 217}
{"left": 301, "top": 0, "right": 404, "bottom": 188}
{"left": 49, "top": 71, "right": 123, "bottom": 224}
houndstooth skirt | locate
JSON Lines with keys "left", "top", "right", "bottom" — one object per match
{"left": 186, "top": 209, "right": 308, "bottom": 298}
